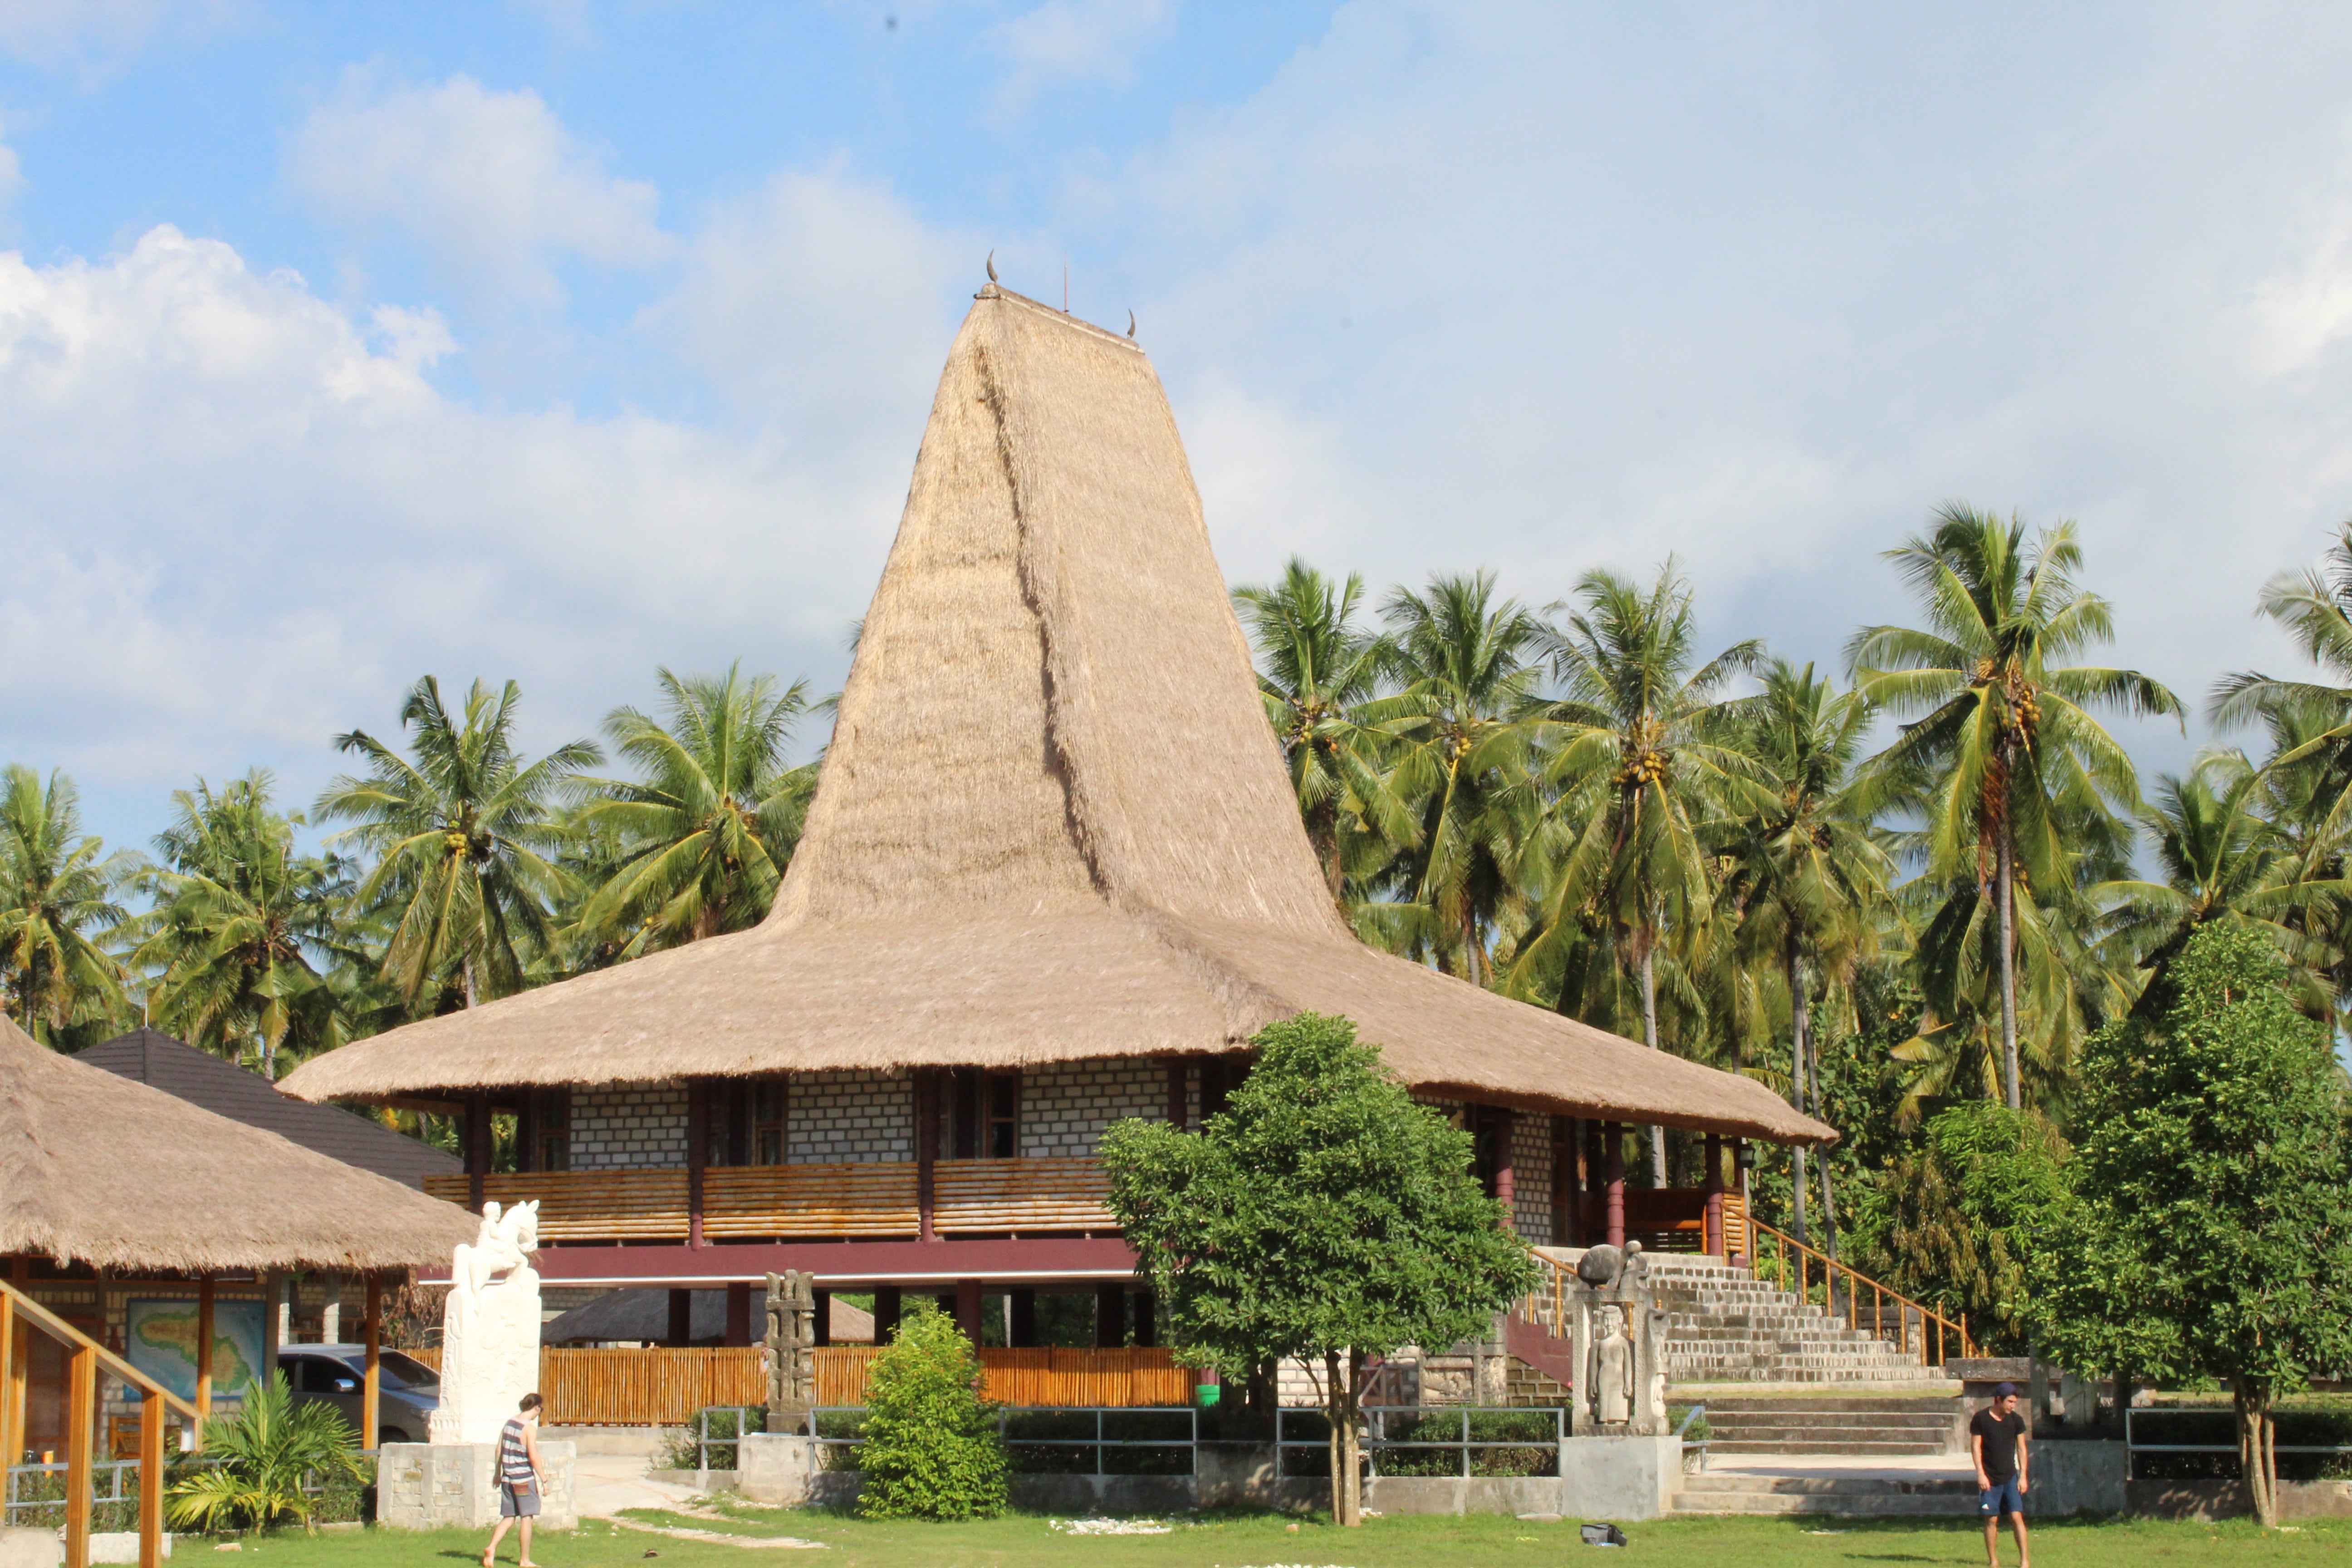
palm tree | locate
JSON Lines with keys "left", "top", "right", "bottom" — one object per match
{"left": 1717, "top": 662, "right": 1896, "bottom": 1247}
{"left": 2211, "top": 522, "right": 2352, "bottom": 811}
{"left": 1233, "top": 560, "right": 1413, "bottom": 898}
{"left": 0, "top": 765, "right": 135, "bottom": 1042}
{"left": 316, "top": 677, "right": 598, "bottom": 1011}
{"left": 574, "top": 664, "right": 818, "bottom": 955}
{"left": 1368, "top": 572, "right": 1548, "bottom": 986}
{"left": 1520, "top": 560, "right": 1765, "bottom": 1184}
{"left": 128, "top": 772, "right": 350, "bottom": 1079}
{"left": 1848, "top": 505, "right": 2180, "bottom": 1108}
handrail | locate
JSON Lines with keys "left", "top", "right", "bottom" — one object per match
{"left": 0, "top": 1282, "right": 200, "bottom": 1422}
{"left": 1744, "top": 1217, "right": 1974, "bottom": 1365}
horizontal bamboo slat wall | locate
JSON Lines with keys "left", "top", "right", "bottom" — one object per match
{"left": 404, "top": 1344, "right": 1188, "bottom": 1420}
{"left": 703, "top": 1164, "right": 920, "bottom": 1239}
{"left": 422, "top": 1171, "right": 690, "bottom": 1241}
{"left": 932, "top": 1158, "right": 1116, "bottom": 1232}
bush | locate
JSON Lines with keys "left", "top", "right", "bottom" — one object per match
{"left": 167, "top": 1374, "right": 365, "bottom": 1535}
{"left": 854, "top": 1312, "right": 1009, "bottom": 1520}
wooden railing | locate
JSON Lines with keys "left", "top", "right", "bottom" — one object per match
{"left": 1568, "top": 1188, "right": 1749, "bottom": 1256}
{"left": 423, "top": 1157, "right": 1116, "bottom": 1241}
{"left": 406, "top": 1344, "right": 1187, "bottom": 1422}
{"left": 1747, "top": 1217, "right": 1973, "bottom": 1366}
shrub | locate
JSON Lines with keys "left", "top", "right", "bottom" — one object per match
{"left": 854, "top": 1311, "right": 1009, "bottom": 1520}
{"left": 167, "top": 1373, "right": 364, "bottom": 1535}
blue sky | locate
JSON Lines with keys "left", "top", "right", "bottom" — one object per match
{"left": 7, "top": 2, "right": 2352, "bottom": 854}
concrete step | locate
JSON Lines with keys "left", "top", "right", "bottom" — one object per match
{"left": 1674, "top": 1478, "right": 1980, "bottom": 1516}
{"left": 1701, "top": 1397, "right": 1963, "bottom": 1412}
{"left": 1704, "top": 1440, "right": 1956, "bottom": 1456}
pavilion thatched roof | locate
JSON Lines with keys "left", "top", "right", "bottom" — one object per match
{"left": 1, "top": 1019, "right": 476, "bottom": 1273}
{"left": 282, "top": 284, "right": 1833, "bottom": 1146}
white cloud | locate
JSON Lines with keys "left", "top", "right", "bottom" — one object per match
{"left": 0, "top": 135, "right": 19, "bottom": 212}
{"left": 287, "top": 72, "right": 672, "bottom": 308}
{"left": 0, "top": 0, "right": 236, "bottom": 73}
{"left": 990, "top": 0, "right": 1169, "bottom": 114}
{"left": 0, "top": 220, "right": 933, "bottom": 805}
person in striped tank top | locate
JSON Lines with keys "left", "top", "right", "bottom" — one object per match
{"left": 483, "top": 1392, "right": 546, "bottom": 1568}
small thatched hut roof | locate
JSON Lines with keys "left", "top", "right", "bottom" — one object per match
{"left": 1, "top": 1019, "right": 477, "bottom": 1273}
{"left": 283, "top": 284, "right": 1831, "bottom": 1145}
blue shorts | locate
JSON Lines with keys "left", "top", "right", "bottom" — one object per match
{"left": 1979, "top": 1476, "right": 2024, "bottom": 1518}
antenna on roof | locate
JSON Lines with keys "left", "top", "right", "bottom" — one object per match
{"left": 985, "top": 250, "right": 998, "bottom": 283}
{"left": 1063, "top": 263, "right": 1069, "bottom": 312}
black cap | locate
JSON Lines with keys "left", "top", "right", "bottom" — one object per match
{"left": 1994, "top": 1382, "right": 2019, "bottom": 1398}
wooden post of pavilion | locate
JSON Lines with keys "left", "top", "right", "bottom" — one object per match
{"left": 193, "top": 1274, "right": 214, "bottom": 1446}
{"left": 1703, "top": 1133, "right": 1725, "bottom": 1257}
{"left": 362, "top": 1272, "right": 382, "bottom": 1450}
{"left": 1603, "top": 1122, "right": 1626, "bottom": 1248}
{"left": 66, "top": 1341, "right": 96, "bottom": 1568}
{"left": 137, "top": 1384, "right": 164, "bottom": 1568}
{"left": 0, "top": 1288, "right": 18, "bottom": 1469}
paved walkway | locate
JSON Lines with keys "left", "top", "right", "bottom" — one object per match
{"left": 573, "top": 1453, "right": 705, "bottom": 1518}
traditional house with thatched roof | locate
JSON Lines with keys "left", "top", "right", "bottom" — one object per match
{"left": 279, "top": 279, "right": 1830, "bottom": 1353}
{"left": 3, "top": 1016, "right": 471, "bottom": 1507}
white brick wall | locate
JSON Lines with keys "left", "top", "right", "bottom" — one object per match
{"left": 1019, "top": 1058, "right": 1175, "bottom": 1156}
{"left": 790, "top": 1069, "right": 913, "bottom": 1162}
{"left": 1511, "top": 1113, "right": 1554, "bottom": 1242}
{"left": 570, "top": 1083, "right": 689, "bottom": 1170}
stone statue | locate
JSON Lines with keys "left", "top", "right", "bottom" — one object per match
{"left": 1593, "top": 1304, "right": 1635, "bottom": 1426}
{"left": 764, "top": 1271, "right": 817, "bottom": 1433}
{"left": 430, "top": 1201, "right": 541, "bottom": 1445}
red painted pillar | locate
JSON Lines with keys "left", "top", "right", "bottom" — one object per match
{"left": 1703, "top": 1133, "right": 1725, "bottom": 1257}
{"left": 1604, "top": 1122, "right": 1627, "bottom": 1248}
{"left": 916, "top": 1071, "right": 940, "bottom": 1243}
{"left": 1491, "top": 1108, "right": 1515, "bottom": 1223}
{"left": 955, "top": 1280, "right": 984, "bottom": 1343}
{"left": 687, "top": 1080, "right": 709, "bottom": 1250}
{"left": 724, "top": 1282, "right": 752, "bottom": 1347}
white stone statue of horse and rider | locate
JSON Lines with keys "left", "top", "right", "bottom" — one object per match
{"left": 430, "top": 1200, "right": 543, "bottom": 1445}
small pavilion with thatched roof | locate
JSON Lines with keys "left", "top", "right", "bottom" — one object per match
{"left": 280, "top": 278, "right": 1830, "bottom": 1356}
{"left": 4, "top": 1017, "right": 473, "bottom": 1566}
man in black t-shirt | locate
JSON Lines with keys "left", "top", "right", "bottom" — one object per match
{"left": 1970, "top": 1382, "right": 2030, "bottom": 1568}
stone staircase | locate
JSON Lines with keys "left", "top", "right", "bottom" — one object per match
{"left": 1674, "top": 1472, "right": 1978, "bottom": 1516}
{"left": 1642, "top": 1254, "right": 1961, "bottom": 1387}
{"left": 1696, "top": 1395, "right": 1965, "bottom": 1456}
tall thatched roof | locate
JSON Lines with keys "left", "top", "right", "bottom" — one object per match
{"left": 283, "top": 283, "right": 1831, "bottom": 1145}
{"left": 2, "top": 1019, "right": 476, "bottom": 1272}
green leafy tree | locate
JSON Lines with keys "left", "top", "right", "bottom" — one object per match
{"left": 128, "top": 771, "right": 350, "bottom": 1079}
{"left": 1367, "top": 573, "right": 1548, "bottom": 985}
{"left": 0, "top": 764, "right": 135, "bottom": 1044}
{"left": 576, "top": 664, "right": 818, "bottom": 955}
{"left": 1101, "top": 1013, "right": 1539, "bottom": 1527}
{"left": 1850, "top": 505, "right": 2181, "bottom": 1107}
{"left": 1521, "top": 560, "right": 1765, "bottom": 1184}
{"left": 2035, "top": 924, "right": 2352, "bottom": 1525}
{"left": 315, "top": 677, "right": 598, "bottom": 1011}
{"left": 854, "top": 1310, "right": 1009, "bottom": 1521}
{"left": 1709, "top": 662, "right": 1897, "bottom": 1248}
{"left": 1233, "top": 560, "right": 1413, "bottom": 899}
{"left": 168, "top": 1372, "right": 364, "bottom": 1534}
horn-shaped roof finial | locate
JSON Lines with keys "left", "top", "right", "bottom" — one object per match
{"left": 986, "top": 250, "right": 998, "bottom": 283}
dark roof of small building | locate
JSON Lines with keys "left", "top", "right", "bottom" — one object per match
{"left": 76, "top": 1028, "right": 461, "bottom": 1189}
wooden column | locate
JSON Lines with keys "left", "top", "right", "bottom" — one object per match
{"left": 193, "top": 1276, "right": 214, "bottom": 1443}
{"left": 0, "top": 1289, "right": 20, "bottom": 1468}
{"left": 724, "top": 1283, "right": 752, "bottom": 1348}
{"left": 872, "top": 1287, "right": 902, "bottom": 1345}
{"left": 1703, "top": 1134, "right": 1725, "bottom": 1258}
{"left": 465, "top": 1092, "right": 490, "bottom": 1211}
{"left": 1094, "top": 1283, "right": 1126, "bottom": 1348}
{"left": 1164, "top": 1059, "right": 1187, "bottom": 1128}
{"left": 66, "top": 1341, "right": 95, "bottom": 1568}
{"left": 915, "top": 1072, "right": 940, "bottom": 1244}
{"left": 1009, "top": 1288, "right": 1037, "bottom": 1348}
{"left": 1551, "top": 1117, "right": 1576, "bottom": 1246}
{"left": 362, "top": 1274, "right": 382, "bottom": 1450}
{"left": 687, "top": 1080, "right": 710, "bottom": 1250}
{"left": 667, "top": 1289, "right": 694, "bottom": 1348}
{"left": 137, "top": 1385, "right": 163, "bottom": 1568}
{"left": 1604, "top": 1122, "right": 1626, "bottom": 1248}
{"left": 954, "top": 1279, "right": 983, "bottom": 1343}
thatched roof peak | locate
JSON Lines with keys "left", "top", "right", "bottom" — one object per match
{"left": 280, "top": 288, "right": 1833, "bottom": 1146}
{"left": 2, "top": 1019, "right": 475, "bottom": 1273}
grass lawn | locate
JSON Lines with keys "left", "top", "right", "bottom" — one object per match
{"left": 220, "top": 1506, "right": 2352, "bottom": 1568}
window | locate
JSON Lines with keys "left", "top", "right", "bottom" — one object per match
{"left": 296, "top": 1357, "right": 353, "bottom": 1395}
{"left": 754, "top": 1079, "right": 787, "bottom": 1166}
{"left": 535, "top": 1088, "right": 570, "bottom": 1172}
{"left": 377, "top": 1352, "right": 439, "bottom": 1392}
{"left": 987, "top": 1073, "right": 1018, "bottom": 1158}
{"left": 946, "top": 1069, "right": 1019, "bottom": 1158}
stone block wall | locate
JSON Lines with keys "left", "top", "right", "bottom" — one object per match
{"left": 1019, "top": 1058, "right": 1176, "bottom": 1157}
{"left": 789, "top": 1070, "right": 914, "bottom": 1162}
{"left": 570, "top": 1084, "right": 690, "bottom": 1170}
{"left": 377, "top": 1441, "right": 577, "bottom": 1531}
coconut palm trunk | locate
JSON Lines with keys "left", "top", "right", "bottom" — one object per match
{"left": 1788, "top": 946, "right": 1810, "bottom": 1243}
{"left": 1996, "top": 824, "right": 2020, "bottom": 1109}
{"left": 1638, "top": 940, "right": 1669, "bottom": 1186}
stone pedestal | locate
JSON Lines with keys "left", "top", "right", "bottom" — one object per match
{"left": 1555, "top": 1434, "right": 1682, "bottom": 1520}
{"left": 0, "top": 1527, "right": 61, "bottom": 1568}
{"left": 738, "top": 1433, "right": 820, "bottom": 1507}
{"left": 375, "top": 1441, "right": 577, "bottom": 1531}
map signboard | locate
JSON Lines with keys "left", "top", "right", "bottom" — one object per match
{"left": 125, "top": 1298, "right": 267, "bottom": 1402}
